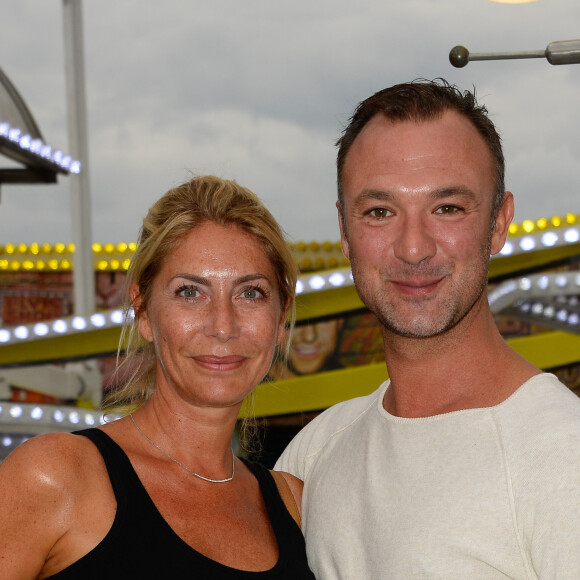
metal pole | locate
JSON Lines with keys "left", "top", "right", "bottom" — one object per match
{"left": 62, "top": 0, "right": 94, "bottom": 315}
{"left": 450, "top": 39, "right": 580, "bottom": 68}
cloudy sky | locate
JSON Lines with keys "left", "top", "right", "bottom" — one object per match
{"left": 0, "top": 0, "right": 579, "bottom": 247}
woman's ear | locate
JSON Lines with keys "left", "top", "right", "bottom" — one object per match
{"left": 277, "top": 291, "right": 296, "bottom": 346}
{"left": 276, "top": 320, "right": 287, "bottom": 347}
{"left": 130, "top": 284, "right": 153, "bottom": 342}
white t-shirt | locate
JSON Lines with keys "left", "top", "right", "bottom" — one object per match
{"left": 276, "top": 373, "right": 580, "bottom": 579}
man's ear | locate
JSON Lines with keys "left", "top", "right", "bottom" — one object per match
{"left": 130, "top": 283, "right": 153, "bottom": 342}
{"left": 490, "top": 192, "right": 514, "bottom": 255}
{"left": 337, "top": 201, "right": 350, "bottom": 260}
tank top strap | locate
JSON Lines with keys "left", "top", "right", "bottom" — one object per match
{"left": 73, "top": 427, "right": 143, "bottom": 510}
{"left": 242, "top": 459, "right": 289, "bottom": 517}
{"left": 240, "top": 458, "right": 310, "bottom": 576}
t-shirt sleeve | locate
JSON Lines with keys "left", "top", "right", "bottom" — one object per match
{"left": 274, "top": 389, "right": 380, "bottom": 479}
{"left": 274, "top": 421, "right": 311, "bottom": 480}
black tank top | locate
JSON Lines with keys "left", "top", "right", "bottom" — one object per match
{"left": 47, "top": 428, "right": 315, "bottom": 579}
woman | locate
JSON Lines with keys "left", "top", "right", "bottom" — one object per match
{"left": 270, "top": 318, "right": 344, "bottom": 379}
{"left": 0, "top": 176, "right": 315, "bottom": 579}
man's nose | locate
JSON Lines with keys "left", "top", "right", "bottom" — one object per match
{"left": 392, "top": 215, "right": 436, "bottom": 265}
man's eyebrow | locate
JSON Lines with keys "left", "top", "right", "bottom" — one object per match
{"left": 430, "top": 186, "right": 477, "bottom": 200}
{"left": 352, "top": 189, "right": 396, "bottom": 208}
{"left": 352, "top": 186, "right": 477, "bottom": 208}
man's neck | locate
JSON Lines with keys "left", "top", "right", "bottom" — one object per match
{"left": 381, "top": 306, "right": 539, "bottom": 418}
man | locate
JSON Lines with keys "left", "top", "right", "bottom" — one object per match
{"left": 276, "top": 79, "right": 580, "bottom": 578}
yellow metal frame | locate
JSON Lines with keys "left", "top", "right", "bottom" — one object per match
{"left": 488, "top": 242, "right": 580, "bottom": 280}
{"left": 248, "top": 331, "right": 580, "bottom": 417}
{"left": 0, "top": 327, "right": 120, "bottom": 366}
{"left": 252, "top": 362, "right": 388, "bottom": 417}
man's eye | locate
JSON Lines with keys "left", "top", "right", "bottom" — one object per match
{"left": 436, "top": 205, "right": 461, "bottom": 215}
{"left": 369, "top": 208, "right": 391, "bottom": 218}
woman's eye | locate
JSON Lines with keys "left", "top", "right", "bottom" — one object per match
{"left": 240, "top": 284, "right": 271, "bottom": 301}
{"left": 242, "top": 288, "right": 262, "bottom": 299}
{"left": 178, "top": 286, "right": 199, "bottom": 299}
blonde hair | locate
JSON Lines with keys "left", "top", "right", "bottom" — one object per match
{"left": 104, "top": 175, "right": 297, "bottom": 412}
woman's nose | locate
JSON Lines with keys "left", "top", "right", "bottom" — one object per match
{"left": 203, "top": 300, "right": 240, "bottom": 341}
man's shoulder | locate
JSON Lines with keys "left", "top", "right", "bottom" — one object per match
{"left": 310, "top": 383, "right": 384, "bottom": 433}
{"left": 506, "top": 373, "right": 580, "bottom": 421}
{"left": 499, "top": 373, "right": 580, "bottom": 458}
{"left": 275, "top": 381, "right": 387, "bottom": 477}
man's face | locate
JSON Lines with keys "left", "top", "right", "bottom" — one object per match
{"left": 338, "top": 111, "right": 512, "bottom": 339}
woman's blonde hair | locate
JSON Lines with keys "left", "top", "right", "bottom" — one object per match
{"left": 104, "top": 175, "right": 297, "bottom": 412}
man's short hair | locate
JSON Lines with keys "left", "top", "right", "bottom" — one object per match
{"left": 336, "top": 78, "right": 505, "bottom": 222}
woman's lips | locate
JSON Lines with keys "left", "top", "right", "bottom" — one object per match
{"left": 193, "top": 355, "right": 246, "bottom": 371}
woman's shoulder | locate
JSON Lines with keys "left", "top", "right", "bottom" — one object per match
{"left": 0, "top": 431, "right": 110, "bottom": 579}
{"left": 3, "top": 429, "right": 97, "bottom": 460}
{"left": 0, "top": 431, "right": 104, "bottom": 498}
{"left": 276, "top": 471, "right": 304, "bottom": 517}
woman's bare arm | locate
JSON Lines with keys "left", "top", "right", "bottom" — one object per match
{"left": 0, "top": 432, "right": 108, "bottom": 579}
{"left": 278, "top": 471, "right": 304, "bottom": 517}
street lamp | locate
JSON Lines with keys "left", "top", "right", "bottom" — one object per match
{"left": 450, "top": 39, "right": 580, "bottom": 67}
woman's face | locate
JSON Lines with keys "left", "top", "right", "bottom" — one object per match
{"left": 288, "top": 319, "right": 340, "bottom": 375}
{"left": 135, "top": 222, "right": 285, "bottom": 409}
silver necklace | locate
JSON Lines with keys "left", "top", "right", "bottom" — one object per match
{"left": 130, "top": 414, "right": 235, "bottom": 483}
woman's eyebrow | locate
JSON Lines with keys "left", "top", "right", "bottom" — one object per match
{"left": 172, "top": 273, "right": 209, "bottom": 285}
{"left": 172, "top": 273, "right": 272, "bottom": 286}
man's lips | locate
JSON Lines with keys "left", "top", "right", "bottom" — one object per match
{"left": 391, "top": 278, "right": 443, "bottom": 296}
{"left": 193, "top": 355, "right": 246, "bottom": 371}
